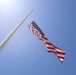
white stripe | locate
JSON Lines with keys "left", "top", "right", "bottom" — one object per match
{"left": 59, "top": 58, "right": 64, "bottom": 62}
{"left": 47, "top": 48, "right": 55, "bottom": 52}
{"left": 56, "top": 48, "right": 65, "bottom": 53}
{"left": 56, "top": 54, "right": 65, "bottom": 58}
{"left": 46, "top": 44, "right": 54, "bottom": 48}
{"left": 43, "top": 39, "right": 49, "bottom": 41}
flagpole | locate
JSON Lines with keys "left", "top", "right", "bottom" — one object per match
{"left": 0, "top": 10, "right": 34, "bottom": 50}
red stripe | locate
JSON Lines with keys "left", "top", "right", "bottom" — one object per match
{"left": 47, "top": 50, "right": 55, "bottom": 52}
{"left": 56, "top": 51, "right": 65, "bottom": 55}
{"left": 45, "top": 41, "right": 53, "bottom": 45}
{"left": 57, "top": 56, "right": 64, "bottom": 59}
{"left": 42, "top": 36, "right": 48, "bottom": 40}
{"left": 46, "top": 47, "right": 54, "bottom": 50}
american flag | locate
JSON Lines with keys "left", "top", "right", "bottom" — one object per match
{"left": 28, "top": 21, "right": 65, "bottom": 63}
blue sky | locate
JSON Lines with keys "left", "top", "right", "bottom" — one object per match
{"left": 0, "top": 0, "right": 76, "bottom": 75}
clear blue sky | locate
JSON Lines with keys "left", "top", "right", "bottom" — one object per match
{"left": 0, "top": 0, "right": 76, "bottom": 75}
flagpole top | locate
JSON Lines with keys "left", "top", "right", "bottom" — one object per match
{"left": 31, "top": 10, "right": 34, "bottom": 13}
{"left": 32, "top": 10, "right": 34, "bottom": 11}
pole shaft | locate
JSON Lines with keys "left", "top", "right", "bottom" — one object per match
{"left": 0, "top": 10, "right": 34, "bottom": 50}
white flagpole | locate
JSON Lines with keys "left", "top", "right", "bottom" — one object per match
{"left": 0, "top": 10, "right": 34, "bottom": 50}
